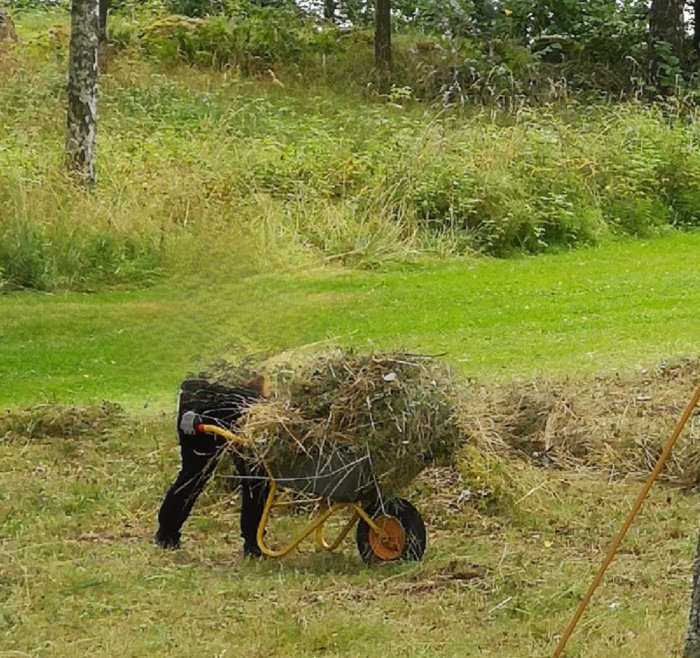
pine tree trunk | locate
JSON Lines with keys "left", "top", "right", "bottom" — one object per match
{"left": 374, "top": 0, "right": 392, "bottom": 71}
{"left": 686, "top": 521, "right": 700, "bottom": 657}
{"left": 66, "top": 0, "right": 99, "bottom": 186}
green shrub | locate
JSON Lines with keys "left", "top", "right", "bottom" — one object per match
{"left": 5, "top": 26, "right": 700, "bottom": 290}
{"left": 604, "top": 197, "right": 670, "bottom": 236}
{"left": 107, "top": 16, "right": 142, "bottom": 50}
{"left": 0, "top": 216, "right": 163, "bottom": 292}
{"left": 660, "top": 148, "right": 700, "bottom": 228}
{"left": 140, "top": 8, "right": 342, "bottom": 72}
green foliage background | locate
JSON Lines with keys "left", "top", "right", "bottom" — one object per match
{"left": 2, "top": 5, "right": 700, "bottom": 292}
{"left": 1, "top": 9, "right": 700, "bottom": 658}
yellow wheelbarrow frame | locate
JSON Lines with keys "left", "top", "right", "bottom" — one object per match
{"left": 198, "top": 423, "right": 405, "bottom": 560}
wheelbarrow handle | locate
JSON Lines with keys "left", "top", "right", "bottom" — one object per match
{"left": 195, "top": 422, "right": 252, "bottom": 449}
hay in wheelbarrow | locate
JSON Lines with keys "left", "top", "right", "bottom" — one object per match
{"left": 238, "top": 351, "right": 464, "bottom": 502}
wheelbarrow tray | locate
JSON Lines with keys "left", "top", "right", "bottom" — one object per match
{"left": 267, "top": 449, "right": 376, "bottom": 503}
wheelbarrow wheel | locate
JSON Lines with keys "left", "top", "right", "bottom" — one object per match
{"left": 356, "top": 498, "right": 427, "bottom": 563}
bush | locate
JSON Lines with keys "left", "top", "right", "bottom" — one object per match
{"left": 5, "top": 26, "right": 700, "bottom": 290}
{"left": 0, "top": 216, "right": 163, "bottom": 292}
{"left": 140, "top": 7, "right": 342, "bottom": 72}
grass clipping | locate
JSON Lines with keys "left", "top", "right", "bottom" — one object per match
{"left": 239, "top": 351, "right": 463, "bottom": 500}
{"left": 0, "top": 402, "right": 127, "bottom": 442}
{"left": 460, "top": 358, "right": 700, "bottom": 486}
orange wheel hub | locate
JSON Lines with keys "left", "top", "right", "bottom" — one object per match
{"left": 368, "top": 515, "right": 405, "bottom": 560}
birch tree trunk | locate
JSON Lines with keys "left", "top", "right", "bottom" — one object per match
{"left": 66, "top": 0, "right": 99, "bottom": 186}
{"left": 685, "top": 521, "right": 700, "bottom": 657}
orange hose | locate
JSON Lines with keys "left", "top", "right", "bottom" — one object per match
{"left": 553, "top": 384, "right": 700, "bottom": 658}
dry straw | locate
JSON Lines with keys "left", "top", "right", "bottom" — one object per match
{"left": 460, "top": 358, "right": 700, "bottom": 486}
{"left": 225, "top": 350, "right": 466, "bottom": 500}
{"left": 0, "top": 402, "right": 126, "bottom": 442}
{"left": 202, "top": 353, "right": 700, "bottom": 497}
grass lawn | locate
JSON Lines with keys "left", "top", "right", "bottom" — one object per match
{"left": 1, "top": 411, "right": 698, "bottom": 658}
{"left": 2, "top": 231, "right": 700, "bottom": 658}
{"left": 1, "top": 231, "right": 698, "bottom": 408}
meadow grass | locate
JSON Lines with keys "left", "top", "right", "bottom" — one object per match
{"left": 4, "top": 14, "right": 700, "bottom": 291}
{"left": 1, "top": 409, "right": 697, "bottom": 658}
{"left": 1, "top": 231, "right": 698, "bottom": 408}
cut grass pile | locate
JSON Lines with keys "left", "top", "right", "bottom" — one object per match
{"left": 462, "top": 357, "right": 700, "bottom": 487}
{"left": 0, "top": 401, "right": 127, "bottom": 442}
{"left": 236, "top": 350, "right": 463, "bottom": 499}
{"left": 189, "top": 345, "right": 700, "bottom": 503}
{"left": 4, "top": 358, "right": 697, "bottom": 499}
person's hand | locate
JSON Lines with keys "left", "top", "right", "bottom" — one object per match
{"left": 178, "top": 410, "right": 201, "bottom": 435}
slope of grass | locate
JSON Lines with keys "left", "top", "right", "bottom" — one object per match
{"left": 1, "top": 231, "right": 698, "bottom": 408}
{"left": 4, "top": 11, "right": 700, "bottom": 291}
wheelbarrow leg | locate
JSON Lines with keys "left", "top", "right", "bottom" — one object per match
{"left": 255, "top": 479, "right": 353, "bottom": 558}
{"left": 314, "top": 508, "right": 360, "bottom": 552}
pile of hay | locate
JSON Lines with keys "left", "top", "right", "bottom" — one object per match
{"left": 200, "top": 350, "right": 700, "bottom": 492}
{"left": 237, "top": 350, "right": 464, "bottom": 501}
{"left": 460, "top": 358, "right": 700, "bottom": 486}
{"left": 0, "top": 402, "right": 127, "bottom": 442}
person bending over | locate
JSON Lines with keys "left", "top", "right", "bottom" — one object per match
{"left": 155, "top": 377, "right": 270, "bottom": 557}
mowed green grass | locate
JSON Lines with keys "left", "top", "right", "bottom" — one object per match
{"left": 1, "top": 230, "right": 698, "bottom": 408}
{"left": 1, "top": 412, "right": 698, "bottom": 658}
{"left": 2, "top": 231, "right": 700, "bottom": 658}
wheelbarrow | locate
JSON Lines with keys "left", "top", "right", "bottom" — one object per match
{"left": 196, "top": 422, "right": 428, "bottom": 563}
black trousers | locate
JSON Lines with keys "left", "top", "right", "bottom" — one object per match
{"left": 155, "top": 380, "right": 270, "bottom": 555}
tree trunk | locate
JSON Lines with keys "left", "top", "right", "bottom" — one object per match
{"left": 374, "top": 0, "right": 392, "bottom": 71}
{"left": 66, "top": 0, "right": 99, "bottom": 187}
{"left": 694, "top": 0, "right": 700, "bottom": 53}
{"left": 648, "top": 0, "right": 685, "bottom": 91}
{"left": 98, "top": 0, "right": 109, "bottom": 44}
{"left": 324, "top": 0, "right": 336, "bottom": 23}
{"left": 0, "top": 7, "right": 18, "bottom": 42}
{"left": 686, "top": 520, "right": 700, "bottom": 657}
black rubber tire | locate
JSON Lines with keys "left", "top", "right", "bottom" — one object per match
{"left": 356, "top": 498, "right": 427, "bottom": 563}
